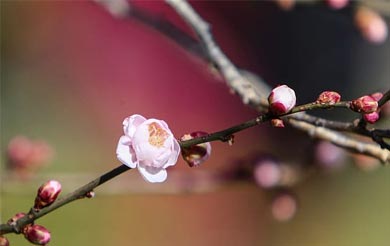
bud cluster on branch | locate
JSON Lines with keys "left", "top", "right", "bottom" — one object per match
{"left": 1, "top": 0, "right": 389, "bottom": 245}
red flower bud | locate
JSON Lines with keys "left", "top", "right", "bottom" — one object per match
{"left": 0, "top": 236, "right": 9, "bottom": 246}
{"left": 350, "top": 95, "right": 378, "bottom": 113}
{"left": 316, "top": 91, "right": 341, "bottom": 105}
{"left": 34, "top": 180, "right": 61, "bottom": 209}
{"left": 180, "top": 132, "right": 211, "bottom": 167}
{"left": 268, "top": 85, "right": 296, "bottom": 115}
{"left": 363, "top": 111, "right": 380, "bottom": 124}
{"left": 23, "top": 224, "right": 51, "bottom": 245}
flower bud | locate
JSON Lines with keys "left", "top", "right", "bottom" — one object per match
{"left": 0, "top": 236, "right": 9, "bottom": 246}
{"left": 350, "top": 95, "right": 378, "bottom": 113}
{"left": 271, "top": 118, "right": 285, "bottom": 128}
{"left": 370, "top": 92, "right": 383, "bottom": 101}
{"left": 316, "top": 91, "right": 341, "bottom": 105}
{"left": 363, "top": 112, "right": 380, "bottom": 124}
{"left": 34, "top": 180, "right": 61, "bottom": 209}
{"left": 23, "top": 224, "right": 51, "bottom": 245}
{"left": 180, "top": 132, "right": 211, "bottom": 167}
{"left": 85, "top": 191, "right": 95, "bottom": 198}
{"left": 268, "top": 85, "right": 296, "bottom": 115}
{"left": 7, "top": 212, "right": 26, "bottom": 225}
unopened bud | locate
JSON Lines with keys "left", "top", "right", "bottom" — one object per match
{"left": 23, "top": 224, "right": 51, "bottom": 245}
{"left": 350, "top": 95, "right": 378, "bottom": 113}
{"left": 268, "top": 85, "right": 296, "bottom": 115}
{"left": 271, "top": 118, "right": 285, "bottom": 128}
{"left": 370, "top": 92, "right": 383, "bottom": 101}
{"left": 316, "top": 91, "right": 341, "bottom": 105}
{"left": 180, "top": 132, "right": 211, "bottom": 167}
{"left": 0, "top": 236, "right": 9, "bottom": 246}
{"left": 34, "top": 180, "right": 61, "bottom": 209}
{"left": 7, "top": 212, "right": 26, "bottom": 226}
{"left": 363, "top": 111, "right": 380, "bottom": 124}
{"left": 86, "top": 191, "right": 95, "bottom": 198}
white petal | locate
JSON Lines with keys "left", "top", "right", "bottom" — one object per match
{"left": 123, "top": 114, "right": 146, "bottom": 137}
{"left": 116, "top": 136, "right": 137, "bottom": 168}
{"left": 138, "top": 165, "right": 167, "bottom": 183}
{"left": 163, "top": 138, "right": 180, "bottom": 169}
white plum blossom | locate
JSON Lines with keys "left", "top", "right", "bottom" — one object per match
{"left": 116, "top": 114, "right": 180, "bottom": 183}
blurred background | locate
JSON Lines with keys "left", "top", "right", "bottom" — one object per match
{"left": 1, "top": 1, "right": 390, "bottom": 246}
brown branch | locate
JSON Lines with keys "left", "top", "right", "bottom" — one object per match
{"left": 287, "top": 119, "right": 390, "bottom": 163}
{"left": 165, "top": 0, "right": 390, "bottom": 163}
{"left": 0, "top": 165, "right": 130, "bottom": 235}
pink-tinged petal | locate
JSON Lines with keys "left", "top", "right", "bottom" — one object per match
{"left": 123, "top": 114, "right": 146, "bottom": 138}
{"left": 268, "top": 85, "right": 296, "bottom": 115}
{"left": 116, "top": 136, "right": 137, "bottom": 168}
{"left": 138, "top": 165, "right": 167, "bottom": 183}
{"left": 163, "top": 138, "right": 180, "bottom": 168}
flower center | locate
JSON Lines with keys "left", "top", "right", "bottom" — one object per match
{"left": 148, "top": 122, "right": 169, "bottom": 148}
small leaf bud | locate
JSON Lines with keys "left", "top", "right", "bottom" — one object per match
{"left": 271, "top": 118, "right": 285, "bottom": 128}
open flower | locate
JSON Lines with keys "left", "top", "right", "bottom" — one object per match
{"left": 116, "top": 114, "right": 180, "bottom": 183}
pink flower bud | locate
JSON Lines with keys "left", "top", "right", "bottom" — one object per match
{"left": 370, "top": 92, "right": 383, "bottom": 101}
{"left": 7, "top": 212, "right": 26, "bottom": 225}
{"left": 34, "top": 180, "right": 62, "bottom": 209}
{"left": 350, "top": 95, "right": 378, "bottom": 113}
{"left": 0, "top": 236, "right": 9, "bottom": 246}
{"left": 180, "top": 132, "right": 211, "bottom": 167}
{"left": 363, "top": 111, "right": 380, "bottom": 124}
{"left": 316, "top": 91, "right": 341, "bottom": 105}
{"left": 23, "top": 224, "right": 51, "bottom": 245}
{"left": 268, "top": 85, "right": 296, "bottom": 115}
{"left": 270, "top": 118, "right": 285, "bottom": 128}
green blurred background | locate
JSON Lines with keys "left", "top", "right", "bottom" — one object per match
{"left": 1, "top": 1, "right": 390, "bottom": 246}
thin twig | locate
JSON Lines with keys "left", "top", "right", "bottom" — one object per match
{"left": 165, "top": 0, "right": 390, "bottom": 163}
{"left": 287, "top": 119, "right": 390, "bottom": 163}
{"left": 0, "top": 165, "right": 130, "bottom": 234}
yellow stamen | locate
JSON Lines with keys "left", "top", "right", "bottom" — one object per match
{"left": 148, "top": 122, "right": 169, "bottom": 148}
